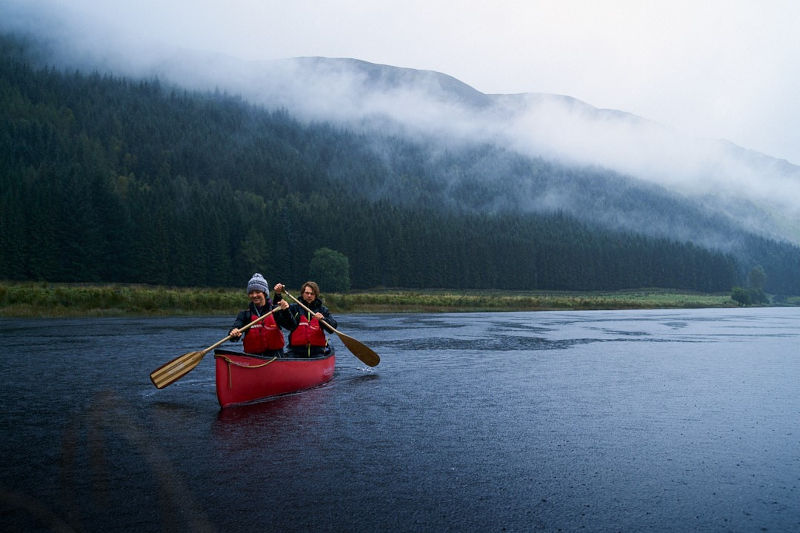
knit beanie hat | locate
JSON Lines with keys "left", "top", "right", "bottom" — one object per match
{"left": 246, "top": 273, "right": 269, "bottom": 294}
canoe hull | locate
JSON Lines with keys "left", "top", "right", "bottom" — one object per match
{"left": 214, "top": 349, "right": 335, "bottom": 408}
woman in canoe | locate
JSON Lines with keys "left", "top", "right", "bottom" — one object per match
{"left": 228, "top": 273, "right": 293, "bottom": 357}
{"left": 273, "top": 281, "right": 337, "bottom": 358}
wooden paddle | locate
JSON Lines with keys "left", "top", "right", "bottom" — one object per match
{"left": 149, "top": 307, "right": 281, "bottom": 389}
{"left": 283, "top": 289, "right": 380, "bottom": 367}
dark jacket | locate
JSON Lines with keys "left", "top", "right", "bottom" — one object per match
{"left": 287, "top": 297, "right": 337, "bottom": 332}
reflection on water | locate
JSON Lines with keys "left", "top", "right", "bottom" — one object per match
{"left": 2, "top": 308, "right": 800, "bottom": 531}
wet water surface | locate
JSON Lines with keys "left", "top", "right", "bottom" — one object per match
{"left": 1, "top": 307, "right": 799, "bottom": 531}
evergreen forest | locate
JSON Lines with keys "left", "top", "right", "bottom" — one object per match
{"left": 2, "top": 35, "right": 800, "bottom": 295}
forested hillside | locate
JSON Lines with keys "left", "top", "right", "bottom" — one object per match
{"left": 2, "top": 35, "right": 799, "bottom": 294}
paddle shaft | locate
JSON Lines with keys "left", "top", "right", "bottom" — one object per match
{"left": 149, "top": 305, "right": 282, "bottom": 388}
{"left": 201, "top": 305, "right": 279, "bottom": 353}
{"left": 282, "top": 289, "right": 380, "bottom": 366}
{"left": 282, "top": 290, "right": 340, "bottom": 335}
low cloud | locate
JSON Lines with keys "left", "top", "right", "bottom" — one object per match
{"left": 4, "top": 1, "right": 800, "bottom": 244}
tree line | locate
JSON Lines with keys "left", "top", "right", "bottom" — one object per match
{"left": 2, "top": 35, "right": 799, "bottom": 295}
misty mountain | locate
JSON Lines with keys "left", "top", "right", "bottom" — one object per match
{"left": 5, "top": 0, "right": 800, "bottom": 247}
{"left": 3, "top": 31, "right": 800, "bottom": 295}
{"left": 229, "top": 57, "right": 796, "bottom": 252}
{"left": 8, "top": 18, "right": 799, "bottom": 246}
{"left": 113, "top": 51, "right": 799, "bottom": 249}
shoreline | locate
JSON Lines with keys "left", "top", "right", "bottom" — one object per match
{"left": 0, "top": 281, "right": 767, "bottom": 318}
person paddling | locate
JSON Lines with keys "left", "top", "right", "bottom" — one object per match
{"left": 229, "top": 273, "right": 292, "bottom": 358}
{"left": 274, "top": 281, "right": 337, "bottom": 358}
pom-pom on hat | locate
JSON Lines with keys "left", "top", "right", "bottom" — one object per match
{"left": 246, "top": 273, "right": 269, "bottom": 294}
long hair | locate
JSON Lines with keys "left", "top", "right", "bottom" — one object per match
{"left": 301, "top": 281, "right": 320, "bottom": 299}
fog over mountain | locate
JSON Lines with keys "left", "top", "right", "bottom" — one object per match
{"left": 4, "top": 3, "right": 800, "bottom": 248}
{"left": 101, "top": 48, "right": 800, "bottom": 247}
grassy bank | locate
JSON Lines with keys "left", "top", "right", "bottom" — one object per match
{"left": 324, "top": 289, "right": 740, "bottom": 313}
{"left": 0, "top": 281, "right": 760, "bottom": 318}
{"left": 0, "top": 282, "right": 243, "bottom": 317}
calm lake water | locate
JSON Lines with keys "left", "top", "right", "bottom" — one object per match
{"left": 1, "top": 307, "right": 799, "bottom": 532}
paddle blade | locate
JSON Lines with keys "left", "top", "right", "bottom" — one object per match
{"left": 337, "top": 331, "right": 380, "bottom": 367}
{"left": 149, "top": 350, "right": 207, "bottom": 389}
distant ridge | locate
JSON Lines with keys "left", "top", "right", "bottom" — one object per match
{"left": 7, "top": 29, "right": 800, "bottom": 244}
{"left": 290, "top": 56, "right": 495, "bottom": 109}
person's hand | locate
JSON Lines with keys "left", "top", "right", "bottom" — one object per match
{"left": 273, "top": 283, "right": 284, "bottom": 293}
{"left": 314, "top": 312, "right": 324, "bottom": 320}
{"left": 229, "top": 328, "right": 242, "bottom": 339}
{"left": 278, "top": 300, "right": 289, "bottom": 310}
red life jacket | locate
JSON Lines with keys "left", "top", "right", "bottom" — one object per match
{"left": 243, "top": 312, "right": 285, "bottom": 353}
{"left": 289, "top": 313, "right": 327, "bottom": 347}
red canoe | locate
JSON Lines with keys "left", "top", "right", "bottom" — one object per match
{"left": 213, "top": 348, "right": 335, "bottom": 408}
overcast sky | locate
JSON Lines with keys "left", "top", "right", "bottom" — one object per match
{"left": 5, "top": 0, "right": 800, "bottom": 164}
